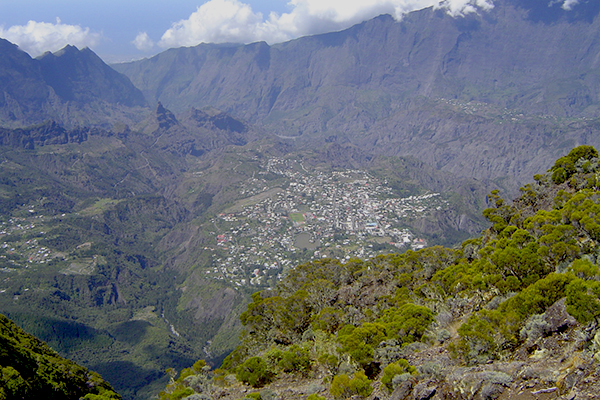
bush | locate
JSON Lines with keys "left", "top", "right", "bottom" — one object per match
{"left": 317, "top": 353, "right": 339, "bottom": 374}
{"left": 455, "top": 313, "right": 499, "bottom": 364}
{"left": 312, "top": 307, "right": 344, "bottom": 334}
{"left": 456, "top": 273, "right": 575, "bottom": 363}
{"left": 519, "top": 314, "right": 551, "bottom": 343}
{"left": 550, "top": 146, "right": 598, "bottom": 184}
{"left": 565, "top": 278, "right": 600, "bottom": 324}
{"left": 374, "top": 339, "right": 403, "bottom": 366}
{"left": 236, "top": 357, "right": 274, "bottom": 388}
{"left": 381, "top": 359, "right": 415, "bottom": 393}
{"left": 337, "top": 323, "right": 386, "bottom": 367}
{"left": 377, "top": 303, "right": 434, "bottom": 343}
{"left": 330, "top": 371, "right": 373, "bottom": 399}
{"left": 278, "top": 345, "right": 312, "bottom": 374}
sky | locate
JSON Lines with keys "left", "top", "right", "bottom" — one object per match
{"left": 0, "top": 0, "right": 583, "bottom": 63}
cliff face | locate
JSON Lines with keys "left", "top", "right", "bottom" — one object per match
{"left": 114, "top": 0, "right": 600, "bottom": 120}
{"left": 113, "top": 0, "right": 600, "bottom": 187}
{"left": 36, "top": 45, "right": 146, "bottom": 107}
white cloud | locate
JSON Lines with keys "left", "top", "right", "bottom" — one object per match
{"left": 133, "top": 32, "right": 155, "bottom": 51}
{"left": 0, "top": 18, "right": 100, "bottom": 57}
{"left": 157, "top": 0, "right": 495, "bottom": 49}
{"left": 440, "top": 0, "right": 494, "bottom": 16}
{"left": 561, "top": 0, "right": 581, "bottom": 10}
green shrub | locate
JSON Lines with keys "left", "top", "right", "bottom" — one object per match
{"left": 455, "top": 313, "right": 497, "bottom": 364}
{"left": 312, "top": 307, "right": 344, "bottom": 334}
{"left": 337, "top": 323, "right": 386, "bottom": 367}
{"left": 380, "top": 359, "right": 415, "bottom": 393}
{"left": 264, "top": 348, "right": 283, "bottom": 368}
{"left": 317, "top": 353, "right": 339, "bottom": 373}
{"left": 164, "top": 387, "right": 193, "bottom": 400}
{"left": 550, "top": 145, "right": 598, "bottom": 184}
{"left": 236, "top": 357, "right": 274, "bottom": 388}
{"left": 456, "top": 272, "right": 576, "bottom": 363}
{"left": 568, "top": 259, "right": 600, "bottom": 280}
{"left": 377, "top": 303, "right": 434, "bottom": 343}
{"left": 330, "top": 371, "right": 373, "bottom": 399}
{"left": 278, "top": 345, "right": 312, "bottom": 374}
{"left": 565, "top": 278, "right": 600, "bottom": 324}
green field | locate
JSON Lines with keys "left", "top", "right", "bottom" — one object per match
{"left": 289, "top": 212, "right": 305, "bottom": 223}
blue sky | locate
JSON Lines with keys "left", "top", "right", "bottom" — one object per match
{"left": 0, "top": 0, "right": 582, "bottom": 63}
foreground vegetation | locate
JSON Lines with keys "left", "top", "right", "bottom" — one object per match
{"left": 158, "top": 146, "right": 600, "bottom": 399}
{"left": 0, "top": 313, "right": 120, "bottom": 400}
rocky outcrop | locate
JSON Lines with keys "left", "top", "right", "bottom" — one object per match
{"left": 0, "top": 120, "right": 93, "bottom": 148}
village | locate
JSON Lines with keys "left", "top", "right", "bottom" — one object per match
{"left": 0, "top": 213, "right": 52, "bottom": 272}
{"left": 205, "top": 157, "right": 449, "bottom": 288}
{"left": 0, "top": 159, "right": 449, "bottom": 290}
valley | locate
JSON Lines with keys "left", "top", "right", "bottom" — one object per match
{"left": 1, "top": 1, "right": 600, "bottom": 399}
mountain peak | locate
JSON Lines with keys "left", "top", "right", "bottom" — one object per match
{"left": 35, "top": 42, "right": 146, "bottom": 107}
{"left": 53, "top": 44, "right": 80, "bottom": 57}
{"left": 155, "top": 102, "right": 179, "bottom": 130}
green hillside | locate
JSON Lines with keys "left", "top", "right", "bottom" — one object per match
{"left": 0, "top": 313, "right": 119, "bottom": 400}
{"left": 158, "top": 146, "right": 600, "bottom": 399}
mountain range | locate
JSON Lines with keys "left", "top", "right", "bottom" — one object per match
{"left": 0, "top": 0, "right": 597, "bottom": 189}
{"left": 113, "top": 0, "right": 600, "bottom": 187}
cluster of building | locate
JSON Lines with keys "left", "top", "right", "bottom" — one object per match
{"left": 204, "top": 158, "right": 449, "bottom": 287}
{"left": 0, "top": 214, "right": 51, "bottom": 271}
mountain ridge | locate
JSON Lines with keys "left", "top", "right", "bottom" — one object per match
{"left": 0, "top": 41, "right": 146, "bottom": 128}
{"left": 112, "top": 0, "right": 600, "bottom": 191}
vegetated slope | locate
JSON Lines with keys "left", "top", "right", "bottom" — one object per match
{"left": 158, "top": 146, "right": 600, "bottom": 400}
{"left": 0, "top": 40, "right": 147, "bottom": 128}
{"left": 0, "top": 123, "right": 202, "bottom": 400}
{"left": 0, "top": 117, "right": 254, "bottom": 400}
{"left": 114, "top": 0, "right": 600, "bottom": 189}
{"left": 0, "top": 313, "right": 120, "bottom": 399}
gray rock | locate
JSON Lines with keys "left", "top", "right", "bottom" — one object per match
{"left": 543, "top": 298, "right": 577, "bottom": 333}
{"left": 412, "top": 382, "right": 436, "bottom": 400}
{"left": 390, "top": 379, "right": 414, "bottom": 400}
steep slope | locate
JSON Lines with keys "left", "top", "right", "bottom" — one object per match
{"left": 0, "top": 313, "right": 120, "bottom": 399}
{"left": 116, "top": 0, "right": 600, "bottom": 119}
{"left": 37, "top": 45, "right": 146, "bottom": 107}
{"left": 0, "top": 109, "right": 495, "bottom": 399}
{"left": 0, "top": 41, "right": 147, "bottom": 128}
{"left": 0, "top": 39, "right": 52, "bottom": 125}
{"left": 135, "top": 102, "right": 253, "bottom": 156}
{"left": 114, "top": 0, "right": 600, "bottom": 189}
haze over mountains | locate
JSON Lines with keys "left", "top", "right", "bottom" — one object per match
{"left": 1, "top": 0, "right": 600, "bottom": 399}
{"left": 113, "top": 0, "right": 600, "bottom": 186}
{"left": 0, "top": 0, "right": 598, "bottom": 188}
